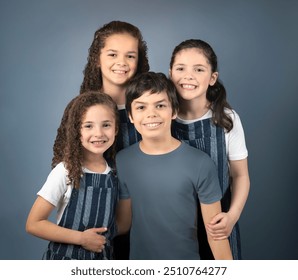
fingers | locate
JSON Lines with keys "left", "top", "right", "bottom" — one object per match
{"left": 94, "top": 227, "right": 108, "bottom": 234}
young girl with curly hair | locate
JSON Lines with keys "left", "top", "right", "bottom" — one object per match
{"left": 26, "top": 93, "right": 119, "bottom": 260}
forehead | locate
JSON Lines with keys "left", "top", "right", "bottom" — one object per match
{"left": 102, "top": 33, "right": 138, "bottom": 50}
{"left": 133, "top": 90, "right": 170, "bottom": 103}
{"left": 174, "top": 48, "right": 209, "bottom": 64}
{"left": 83, "top": 104, "right": 115, "bottom": 119}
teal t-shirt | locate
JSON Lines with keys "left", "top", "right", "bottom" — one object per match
{"left": 116, "top": 141, "right": 222, "bottom": 260}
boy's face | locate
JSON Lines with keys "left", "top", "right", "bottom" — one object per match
{"left": 129, "top": 91, "right": 177, "bottom": 141}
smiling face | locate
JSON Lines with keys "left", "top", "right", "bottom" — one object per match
{"left": 98, "top": 33, "right": 139, "bottom": 91}
{"left": 80, "top": 104, "right": 117, "bottom": 159}
{"left": 129, "top": 91, "right": 176, "bottom": 141}
{"left": 170, "top": 48, "right": 218, "bottom": 102}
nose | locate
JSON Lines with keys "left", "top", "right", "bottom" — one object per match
{"left": 146, "top": 106, "right": 157, "bottom": 118}
{"left": 184, "top": 74, "right": 194, "bottom": 80}
{"left": 116, "top": 55, "right": 127, "bottom": 67}
{"left": 94, "top": 125, "right": 104, "bottom": 137}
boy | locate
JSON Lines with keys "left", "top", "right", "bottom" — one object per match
{"left": 116, "top": 72, "right": 232, "bottom": 260}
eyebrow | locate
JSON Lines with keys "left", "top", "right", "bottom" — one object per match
{"left": 133, "top": 98, "right": 168, "bottom": 105}
{"left": 82, "top": 120, "right": 113, "bottom": 124}
{"left": 174, "top": 63, "right": 207, "bottom": 68}
{"left": 105, "top": 49, "right": 137, "bottom": 54}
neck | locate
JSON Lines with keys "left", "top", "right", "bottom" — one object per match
{"left": 139, "top": 136, "right": 181, "bottom": 155}
{"left": 83, "top": 154, "right": 107, "bottom": 173}
{"left": 102, "top": 84, "right": 126, "bottom": 106}
{"left": 178, "top": 97, "right": 210, "bottom": 120}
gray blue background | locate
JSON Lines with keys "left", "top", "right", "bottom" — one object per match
{"left": 1, "top": 0, "right": 297, "bottom": 260}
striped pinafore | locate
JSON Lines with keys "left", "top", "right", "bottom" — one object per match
{"left": 172, "top": 118, "right": 242, "bottom": 260}
{"left": 43, "top": 171, "right": 118, "bottom": 260}
{"left": 116, "top": 108, "right": 141, "bottom": 151}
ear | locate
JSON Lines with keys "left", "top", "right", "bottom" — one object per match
{"left": 171, "top": 110, "right": 178, "bottom": 120}
{"left": 128, "top": 113, "right": 134, "bottom": 123}
{"left": 209, "top": 72, "right": 218, "bottom": 86}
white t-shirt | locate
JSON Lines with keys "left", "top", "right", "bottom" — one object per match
{"left": 37, "top": 162, "right": 111, "bottom": 224}
{"left": 175, "top": 109, "right": 248, "bottom": 161}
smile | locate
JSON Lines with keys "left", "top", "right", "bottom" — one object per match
{"left": 143, "top": 122, "right": 161, "bottom": 128}
{"left": 181, "top": 84, "right": 196, "bottom": 90}
{"left": 91, "top": 140, "right": 107, "bottom": 145}
{"left": 113, "top": 70, "right": 128, "bottom": 74}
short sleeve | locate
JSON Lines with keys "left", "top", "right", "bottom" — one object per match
{"left": 37, "top": 162, "right": 68, "bottom": 207}
{"left": 226, "top": 110, "right": 248, "bottom": 161}
{"left": 196, "top": 156, "right": 222, "bottom": 204}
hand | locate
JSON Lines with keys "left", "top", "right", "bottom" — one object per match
{"left": 206, "top": 212, "right": 234, "bottom": 240}
{"left": 80, "top": 227, "right": 107, "bottom": 252}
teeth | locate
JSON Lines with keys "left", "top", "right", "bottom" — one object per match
{"left": 181, "top": 84, "right": 196, "bottom": 89}
{"left": 92, "top": 140, "right": 106, "bottom": 144}
{"left": 114, "top": 70, "right": 126, "bottom": 74}
{"left": 145, "top": 123, "right": 160, "bottom": 127}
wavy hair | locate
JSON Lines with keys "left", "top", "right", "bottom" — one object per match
{"left": 53, "top": 92, "right": 119, "bottom": 189}
{"left": 80, "top": 21, "right": 149, "bottom": 94}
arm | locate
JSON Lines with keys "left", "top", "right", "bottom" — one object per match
{"left": 116, "top": 198, "right": 132, "bottom": 235}
{"left": 200, "top": 201, "right": 233, "bottom": 260}
{"left": 206, "top": 158, "right": 250, "bottom": 240}
{"left": 26, "top": 196, "right": 107, "bottom": 252}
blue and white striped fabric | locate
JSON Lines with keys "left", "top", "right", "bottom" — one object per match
{"left": 43, "top": 172, "right": 118, "bottom": 260}
{"left": 172, "top": 118, "right": 242, "bottom": 260}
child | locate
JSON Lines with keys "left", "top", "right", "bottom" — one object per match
{"left": 53, "top": 21, "right": 149, "bottom": 167}
{"left": 26, "top": 93, "right": 119, "bottom": 260}
{"left": 169, "top": 39, "right": 250, "bottom": 260}
{"left": 80, "top": 20, "right": 150, "bottom": 151}
{"left": 116, "top": 72, "right": 233, "bottom": 260}
{"left": 53, "top": 21, "right": 150, "bottom": 259}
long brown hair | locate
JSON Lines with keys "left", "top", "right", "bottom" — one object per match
{"left": 80, "top": 21, "right": 149, "bottom": 94}
{"left": 53, "top": 92, "right": 119, "bottom": 189}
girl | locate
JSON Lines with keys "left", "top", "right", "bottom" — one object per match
{"left": 80, "top": 20, "right": 150, "bottom": 152}
{"left": 26, "top": 93, "right": 119, "bottom": 260}
{"left": 53, "top": 21, "right": 149, "bottom": 169}
{"left": 169, "top": 39, "right": 250, "bottom": 260}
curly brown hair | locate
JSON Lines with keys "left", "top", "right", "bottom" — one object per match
{"left": 53, "top": 92, "right": 119, "bottom": 189}
{"left": 80, "top": 20, "right": 150, "bottom": 94}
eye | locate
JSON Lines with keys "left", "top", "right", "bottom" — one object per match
{"left": 175, "top": 67, "right": 184, "bottom": 71}
{"left": 157, "top": 103, "right": 166, "bottom": 109}
{"left": 108, "top": 53, "right": 117, "bottom": 57}
{"left": 83, "top": 124, "right": 92, "bottom": 129}
{"left": 103, "top": 123, "right": 112, "bottom": 128}
{"left": 195, "top": 67, "right": 204, "bottom": 72}
{"left": 136, "top": 105, "right": 144, "bottom": 110}
{"left": 127, "top": 54, "right": 136, "bottom": 59}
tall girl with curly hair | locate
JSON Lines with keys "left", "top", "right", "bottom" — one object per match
{"left": 170, "top": 39, "right": 250, "bottom": 260}
{"left": 26, "top": 93, "right": 119, "bottom": 260}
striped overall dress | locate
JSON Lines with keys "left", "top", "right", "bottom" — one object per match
{"left": 43, "top": 171, "right": 118, "bottom": 260}
{"left": 113, "top": 108, "right": 141, "bottom": 260}
{"left": 172, "top": 118, "right": 242, "bottom": 260}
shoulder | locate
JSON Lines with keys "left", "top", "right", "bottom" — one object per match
{"left": 225, "top": 108, "right": 242, "bottom": 122}
{"left": 180, "top": 142, "right": 212, "bottom": 162}
{"left": 116, "top": 143, "right": 139, "bottom": 160}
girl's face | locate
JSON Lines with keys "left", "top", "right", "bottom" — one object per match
{"left": 98, "top": 33, "right": 139, "bottom": 91}
{"left": 170, "top": 48, "right": 218, "bottom": 102}
{"left": 80, "top": 104, "right": 117, "bottom": 158}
